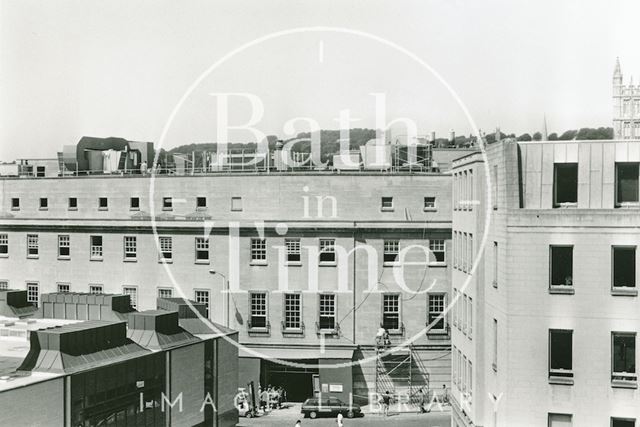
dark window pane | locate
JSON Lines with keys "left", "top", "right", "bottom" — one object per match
{"left": 554, "top": 163, "right": 578, "bottom": 205}
{"left": 617, "top": 163, "right": 639, "bottom": 204}
{"left": 613, "top": 334, "right": 636, "bottom": 374}
{"left": 550, "top": 330, "right": 572, "bottom": 370}
{"left": 612, "top": 419, "right": 636, "bottom": 427}
{"left": 551, "top": 246, "right": 573, "bottom": 286}
{"left": 614, "top": 247, "right": 636, "bottom": 288}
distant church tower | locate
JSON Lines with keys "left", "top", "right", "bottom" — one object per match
{"left": 613, "top": 57, "right": 640, "bottom": 139}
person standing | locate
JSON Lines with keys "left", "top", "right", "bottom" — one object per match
{"left": 382, "top": 391, "right": 391, "bottom": 416}
{"left": 336, "top": 412, "right": 344, "bottom": 427}
{"left": 295, "top": 420, "right": 302, "bottom": 427}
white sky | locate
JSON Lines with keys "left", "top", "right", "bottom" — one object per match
{"left": 2, "top": 0, "right": 640, "bottom": 160}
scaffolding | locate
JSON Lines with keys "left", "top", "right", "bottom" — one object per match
{"left": 374, "top": 344, "right": 430, "bottom": 405}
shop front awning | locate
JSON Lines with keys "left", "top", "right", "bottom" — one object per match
{"left": 239, "top": 346, "right": 354, "bottom": 360}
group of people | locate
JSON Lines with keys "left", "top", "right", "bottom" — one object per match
{"left": 258, "top": 385, "right": 286, "bottom": 412}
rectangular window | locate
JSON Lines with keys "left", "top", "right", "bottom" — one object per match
{"left": 468, "top": 296, "right": 473, "bottom": 339}
{"left": 285, "top": 238, "right": 301, "bottom": 264}
{"left": 616, "top": 163, "right": 639, "bottom": 206}
{"left": 39, "top": 197, "right": 48, "bottom": 210}
{"left": 550, "top": 246, "right": 573, "bottom": 288}
{"left": 549, "top": 329, "right": 573, "bottom": 381}
{"left": 382, "top": 294, "right": 400, "bottom": 331}
{"left": 319, "top": 294, "right": 336, "bottom": 330}
{"left": 27, "top": 234, "right": 38, "bottom": 258}
{"left": 98, "top": 197, "right": 108, "bottom": 210}
{"left": 231, "top": 196, "right": 243, "bottom": 211}
{"left": 250, "top": 292, "right": 268, "bottom": 329}
{"left": 122, "top": 286, "right": 138, "bottom": 309}
{"left": 462, "top": 295, "right": 468, "bottom": 334}
{"left": 548, "top": 413, "right": 572, "bottom": 427}
{"left": 158, "top": 288, "right": 173, "bottom": 299}
{"left": 36, "top": 166, "right": 45, "bottom": 177}
{"left": 196, "top": 196, "right": 207, "bottom": 209}
{"left": 492, "top": 164, "right": 498, "bottom": 210}
{"left": 0, "top": 234, "right": 7, "bottom": 256}
{"left": 159, "top": 236, "right": 172, "bottom": 262}
{"left": 57, "top": 283, "right": 70, "bottom": 293}
{"left": 468, "top": 233, "right": 474, "bottom": 270}
{"left": 58, "top": 235, "right": 70, "bottom": 258}
{"left": 427, "top": 294, "right": 446, "bottom": 332}
{"left": 0, "top": 281, "right": 7, "bottom": 290}
{"left": 381, "top": 196, "right": 393, "bottom": 210}
{"left": 493, "top": 241, "right": 498, "bottom": 287}
{"left": 89, "top": 284, "right": 103, "bottom": 294}
{"left": 492, "top": 319, "right": 498, "bottom": 371}
{"left": 68, "top": 197, "right": 77, "bottom": 210}
{"left": 319, "top": 239, "right": 336, "bottom": 264}
{"left": 612, "top": 418, "right": 636, "bottom": 427}
{"left": 162, "top": 196, "right": 173, "bottom": 210}
{"left": 250, "top": 238, "right": 267, "bottom": 264}
{"left": 90, "top": 235, "right": 103, "bottom": 260}
{"left": 124, "top": 236, "right": 137, "bottom": 260}
{"left": 27, "top": 282, "right": 39, "bottom": 307}
{"left": 383, "top": 240, "right": 399, "bottom": 264}
{"left": 195, "top": 237, "right": 210, "bottom": 263}
{"left": 284, "top": 293, "right": 302, "bottom": 330}
{"left": 613, "top": 246, "right": 636, "bottom": 289}
{"left": 462, "top": 233, "right": 467, "bottom": 272}
{"left": 453, "top": 232, "right": 458, "bottom": 269}
{"left": 452, "top": 288, "right": 458, "bottom": 327}
{"left": 11, "top": 198, "right": 19, "bottom": 210}
{"left": 195, "top": 290, "right": 210, "bottom": 318}
{"left": 424, "top": 196, "right": 436, "bottom": 210}
{"left": 612, "top": 332, "right": 637, "bottom": 385}
{"left": 554, "top": 163, "right": 578, "bottom": 207}
{"left": 429, "top": 239, "right": 446, "bottom": 264}
{"left": 130, "top": 197, "right": 140, "bottom": 210}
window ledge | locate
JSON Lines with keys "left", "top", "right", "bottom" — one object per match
{"left": 380, "top": 207, "right": 394, "bottom": 212}
{"left": 615, "top": 202, "right": 640, "bottom": 209}
{"left": 612, "top": 379, "right": 638, "bottom": 389}
{"left": 90, "top": 258, "right": 103, "bottom": 262}
{"left": 123, "top": 258, "right": 137, "bottom": 263}
{"left": 159, "top": 259, "right": 173, "bottom": 264}
{"left": 423, "top": 207, "right": 437, "bottom": 212}
{"left": 249, "top": 261, "right": 268, "bottom": 266}
{"left": 38, "top": 208, "right": 48, "bottom": 211}
{"left": 10, "top": 208, "right": 19, "bottom": 211}
{"left": 549, "top": 375, "right": 574, "bottom": 385}
{"left": 196, "top": 207, "right": 208, "bottom": 212}
{"left": 285, "top": 261, "right": 302, "bottom": 267}
{"left": 549, "top": 286, "right": 575, "bottom": 295}
{"left": 611, "top": 287, "right": 638, "bottom": 296}
{"left": 383, "top": 262, "right": 400, "bottom": 267}
{"left": 57, "top": 257, "right": 70, "bottom": 261}
{"left": 230, "top": 208, "right": 243, "bottom": 212}
{"left": 195, "top": 260, "right": 210, "bottom": 265}
{"left": 319, "top": 262, "right": 337, "bottom": 267}
{"left": 98, "top": 207, "right": 108, "bottom": 211}
{"left": 282, "top": 328, "right": 304, "bottom": 336}
{"left": 554, "top": 202, "right": 577, "bottom": 209}
{"left": 0, "top": 254, "right": 8, "bottom": 258}
{"left": 428, "top": 262, "right": 447, "bottom": 268}
{"left": 27, "top": 255, "right": 39, "bottom": 259}
{"left": 130, "top": 207, "right": 140, "bottom": 211}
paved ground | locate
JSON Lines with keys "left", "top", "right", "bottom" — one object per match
{"left": 237, "top": 403, "right": 451, "bottom": 427}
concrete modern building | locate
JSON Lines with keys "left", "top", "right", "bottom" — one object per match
{"left": 0, "top": 289, "right": 239, "bottom": 427}
{"left": 0, "top": 141, "right": 455, "bottom": 405}
{"left": 451, "top": 138, "right": 640, "bottom": 427}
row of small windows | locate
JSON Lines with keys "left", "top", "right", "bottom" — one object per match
{"left": 452, "top": 231, "right": 474, "bottom": 273}
{"left": 548, "top": 329, "right": 637, "bottom": 388}
{"left": 1, "top": 234, "right": 447, "bottom": 266}
{"left": 554, "top": 162, "right": 639, "bottom": 207}
{"left": 452, "top": 288, "right": 472, "bottom": 340}
{"left": 548, "top": 414, "right": 633, "bottom": 427}
{"left": 549, "top": 245, "right": 637, "bottom": 293}
{"left": 9, "top": 196, "right": 244, "bottom": 212}
{"left": 453, "top": 168, "right": 474, "bottom": 211}
{"left": 452, "top": 346, "right": 473, "bottom": 405}
{"left": 247, "top": 291, "right": 447, "bottom": 335}
{"left": 380, "top": 196, "right": 437, "bottom": 211}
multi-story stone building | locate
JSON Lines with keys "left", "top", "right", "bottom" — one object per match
{"left": 451, "top": 138, "right": 640, "bottom": 426}
{"left": 0, "top": 156, "right": 454, "bottom": 403}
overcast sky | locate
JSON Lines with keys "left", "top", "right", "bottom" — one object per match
{"left": 2, "top": 0, "right": 640, "bottom": 160}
